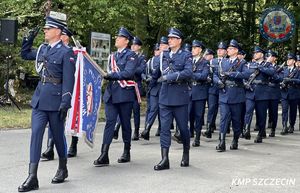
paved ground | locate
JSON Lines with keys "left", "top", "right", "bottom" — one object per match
{"left": 1, "top": 116, "right": 300, "bottom": 193}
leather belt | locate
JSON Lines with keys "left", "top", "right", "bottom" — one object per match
{"left": 253, "top": 80, "right": 268, "bottom": 85}
{"left": 41, "top": 76, "right": 62, "bottom": 84}
{"left": 225, "top": 80, "right": 243, "bottom": 88}
{"left": 268, "top": 83, "right": 279, "bottom": 87}
{"left": 192, "top": 81, "right": 207, "bottom": 86}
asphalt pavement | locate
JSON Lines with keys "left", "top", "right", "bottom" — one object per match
{"left": 1, "top": 116, "right": 300, "bottom": 193}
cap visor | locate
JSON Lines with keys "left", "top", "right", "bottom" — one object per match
{"left": 168, "top": 34, "right": 181, "bottom": 39}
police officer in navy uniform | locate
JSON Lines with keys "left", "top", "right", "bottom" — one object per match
{"left": 265, "top": 50, "right": 281, "bottom": 137}
{"left": 237, "top": 49, "right": 247, "bottom": 137}
{"left": 242, "top": 46, "right": 275, "bottom": 143}
{"left": 203, "top": 42, "right": 227, "bottom": 138}
{"left": 94, "top": 27, "right": 137, "bottom": 166}
{"left": 141, "top": 43, "right": 162, "bottom": 140}
{"left": 214, "top": 39, "right": 246, "bottom": 152}
{"left": 131, "top": 36, "right": 146, "bottom": 140}
{"left": 19, "top": 16, "right": 75, "bottom": 192}
{"left": 152, "top": 28, "right": 192, "bottom": 170}
{"left": 183, "top": 43, "right": 192, "bottom": 52}
{"left": 190, "top": 40, "right": 209, "bottom": 147}
{"left": 41, "top": 27, "right": 79, "bottom": 160}
{"left": 113, "top": 36, "right": 146, "bottom": 141}
{"left": 280, "top": 53, "right": 300, "bottom": 135}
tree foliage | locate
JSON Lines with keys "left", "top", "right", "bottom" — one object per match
{"left": 0, "top": 0, "right": 299, "bottom": 91}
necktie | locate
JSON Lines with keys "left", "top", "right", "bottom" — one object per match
{"left": 46, "top": 45, "right": 51, "bottom": 53}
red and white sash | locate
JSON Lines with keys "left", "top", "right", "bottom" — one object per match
{"left": 110, "top": 54, "right": 141, "bottom": 104}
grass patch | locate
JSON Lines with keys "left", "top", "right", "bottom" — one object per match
{"left": 0, "top": 97, "right": 147, "bottom": 129}
{"left": 0, "top": 106, "right": 32, "bottom": 129}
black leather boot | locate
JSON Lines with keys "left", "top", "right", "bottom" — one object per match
{"left": 41, "top": 138, "right": 54, "bottom": 160}
{"left": 216, "top": 133, "right": 226, "bottom": 152}
{"left": 18, "top": 163, "right": 39, "bottom": 192}
{"left": 226, "top": 122, "right": 231, "bottom": 134}
{"left": 269, "top": 127, "right": 275, "bottom": 137}
{"left": 261, "top": 129, "right": 267, "bottom": 139}
{"left": 118, "top": 143, "right": 131, "bottom": 163}
{"left": 132, "top": 127, "right": 139, "bottom": 141}
{"left": 243, "top": 124, "right": 251, "bottom": 140}
{"left": 202, "top": 123, "right": 212, "bottom": 138}
{"left": 280, "top": 123, "right": 289, "bottom": 135}
{"left": 180, "top": 146, "right": 189, "bottom": 167}
{"left": 288, "top": 125, "right": 294, "bottom": 133}
{"left": 190, "top": 124, "right": 195, "bottom": 138}
{"left": 67, "top": 136, "right": 78, "bottom": 158}
{"left": 254, "top": 132, "right": 263, "bottom": 143}
{"left": 51, "top": 158, "right": 68, "bottom": 184}
{"left": 230, "top": 133, "right": 239, "bottom": 150}
{"left": 211, "top": 123, "right": 216, "bottom": 133}
{"left": 267, "top": 121, "right": 272, "bottom": 129}
{"left": 154, "top": 148, "right": 170, "bottom": 171}
{"left": 240, "top": 124, "right": 245, "bottom": 138}
{"left": 141, "top": 124, "right": 151, "bottom": 140}
{"left": 94, "top": 144, "right": 110, "bottom": 167}
{"left": 172, "top": 126, "right": 182, "bottom": 144}
{"left": 113, "top": 122, "right": 121, "bottom": 140}
{"left": 192, "top": 132, "right": 200, "bottom": 147}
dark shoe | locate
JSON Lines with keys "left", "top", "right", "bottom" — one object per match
{"left": 180, "top": 146, "right": 189, "bottom": 167}
{"left": 288, "top": 126, "right": 294, "bottom": 133}
{"left": 113, "top": 122, "right": 121, "bottom": 140}
{"left": 269, "top": 128, "right": 275, "bottom": 137}
{"left": 18, "top": 163, "right": 39, "bottom": 192}
{"left": 280, "top": 124, "right": 289, "bottom": 135}
{"left": 41, "top": 138, "right": 54, "bottom": 160}
{"left": 51, "top": 158, "right": 68, "bottom": 184}
{"left": 192, "top": 132, "right": 200, "bottom": 147}
{"left": 254, "top": 135, "right": 263, "bottom": 143}
{"left": 216, "top": 133, "right": 226, "bottom": 152}
{"left": 230, "top": 134, "right": 239, "bottom": 150}
{"left": 132, "top": 128, "right": 139, "bottom": 141}
{"left": 202, "top": 123, "right": 212, "bottom": 139}
{"left": 94, "top": 144, "right": 109, "bottom": 167}
{"left": 243, "top": 124, "right": 251, "bottom": 140}
{"left": 67, "top": 136, "right": 78, "bottom": 158}
{"left": 154, "top": 148, "right": 170, "bottom": 171}
{"left": 118, "top": 143, "right": 131, "bottom": 163}
{"left": 141, "top": 124, "right": 151, "bottom": 140}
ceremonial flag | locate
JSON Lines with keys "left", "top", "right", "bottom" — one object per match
{"left": 66, "top": 47, "right": 103, "bottom": 148}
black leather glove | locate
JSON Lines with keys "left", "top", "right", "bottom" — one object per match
{"left": 207, "top": 76, "right": 212, "bottom": 83}
{"left": 157, "top": 75, "right": 167, "bottom": 83}
{"left": 27, "top": 26, "right": 40, "bottom": 39}
{"left": 59, "top": 107, "right": 68, "bottom": 121}
{"left": 283, "top": 77, "right": 291, "bottom": 83}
